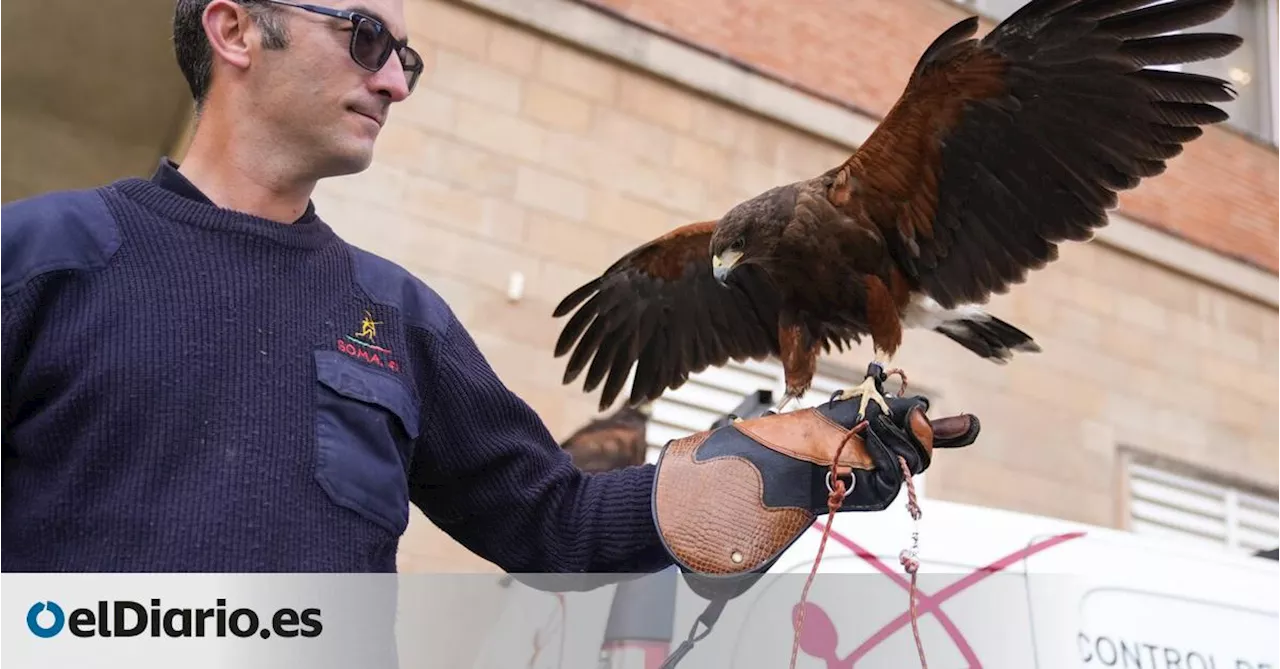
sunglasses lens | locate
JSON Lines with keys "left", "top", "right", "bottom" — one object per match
{"left": 352, "top": 19, "right": 391, "bottom": 70}
{"left": 349, "top": 16, "right": 421, "bottom": 94}
{"left": 400, "top": 48, "right": 423, "bottom": 92}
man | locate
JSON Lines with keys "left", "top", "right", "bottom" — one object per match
{"left": 1, "top": 0, "right": 954, "bottom": 574}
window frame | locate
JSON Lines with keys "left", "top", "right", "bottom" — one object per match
{"left": 1118, "top": 447, "right": 1279, "bottom": 557}
{"left": 1266, "top": 0, "right": 1279, "bottom": 142}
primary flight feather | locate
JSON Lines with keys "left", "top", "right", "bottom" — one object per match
{"left": 553, "top": 0, "right": 1243, "bottom": 413}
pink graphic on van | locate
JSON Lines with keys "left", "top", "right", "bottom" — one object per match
{"left": 794, "top": 522, "right": 1086, "bottom": 667}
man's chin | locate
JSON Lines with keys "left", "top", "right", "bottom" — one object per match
{"left": 312, "top": 147, "right": 376, "bottom": 180}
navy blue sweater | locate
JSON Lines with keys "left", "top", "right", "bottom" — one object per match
{"left": 1, "top": 160, "right": 671, "bottom": 574}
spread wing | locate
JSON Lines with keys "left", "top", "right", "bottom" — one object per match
{"left": 828, "top": 0, "right": 1243, "bottom": 309}
{"left": 552, "top": 221, "right": 786, "bottom": 411}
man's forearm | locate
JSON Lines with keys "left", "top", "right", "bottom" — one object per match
{"left": 406, "top": 316, "right": 671, "bottom": 575}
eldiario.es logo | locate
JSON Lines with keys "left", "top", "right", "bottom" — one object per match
{"left": 26, "top": 599, "right": 322, "bottom": 639}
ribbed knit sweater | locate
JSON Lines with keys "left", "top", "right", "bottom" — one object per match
{"left": 0, "top": 160, "right": 671, "bottom": 574}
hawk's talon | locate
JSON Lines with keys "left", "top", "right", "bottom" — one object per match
{"left": 827, "top": 389, "right": 844, "bottom": 408}
{"left": 771, "top": 393, "right": 798, "bottom": 414}
{"left": 831, "top": 375, "right": 892, "bottom": 421}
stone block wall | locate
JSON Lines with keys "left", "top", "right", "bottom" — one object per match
{"left": 306, "top": 0, "right": 1279, "bottom": 572}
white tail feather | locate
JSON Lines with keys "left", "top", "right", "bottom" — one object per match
{"left": 901, "top": 295, "right": 989, "bottom": 331}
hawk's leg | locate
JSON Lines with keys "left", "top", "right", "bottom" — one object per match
{"left": 831, "top": 355, "right": 892, "bottom": 420}
{"left": 773, "top": 321, "right": 820, "bottom": 414}
{"left": 729, "top": 391, "right": 799, "bottom": 421}
{"left": 769, "top": 392, "right": 800, "bottom": 414}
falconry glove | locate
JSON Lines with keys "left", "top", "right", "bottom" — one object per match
{"left": 650, "top": 391, "right": 979, "bottom": 669}
{"left": 652, "top": 391, "right": 980, "bottom": 578}
{"left": 838, "top": 392, "right": 983, "bottom": 510}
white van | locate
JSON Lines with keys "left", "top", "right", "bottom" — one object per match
{"left": 469, "top": 496, "right": 1279, "bottom": 669}
{"left": 753, "top": 498, "right": 1279, "bottom": 669}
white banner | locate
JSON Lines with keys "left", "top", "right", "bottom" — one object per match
{"left": 4, "top": 565, "right": 1276, "bottom": 669}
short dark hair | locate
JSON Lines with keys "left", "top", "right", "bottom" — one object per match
{"left": 172, "top": 0, "right": 291, "bottom": 108}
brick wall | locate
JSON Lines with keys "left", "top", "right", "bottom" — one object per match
{"left": 309, "top": 0, "right": 1279, "bottom": 572}
{"left": 584, "top": 0, "right": 1280, "bottom": 273}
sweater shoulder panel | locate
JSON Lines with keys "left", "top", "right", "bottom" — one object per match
{"left": 1, "top": 187, "right": 121, "bottom": 297}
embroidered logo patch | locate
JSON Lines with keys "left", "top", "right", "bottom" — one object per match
{"left": 336, "top": 310, "right": 400, "bottom": 372}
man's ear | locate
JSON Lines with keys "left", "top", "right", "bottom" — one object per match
{"left": 203, "top": 0, "right": 255, "bottom": 72}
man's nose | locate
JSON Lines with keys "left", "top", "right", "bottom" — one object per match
{"left": 370, "top": 53, "right": 411, "bottom": 102}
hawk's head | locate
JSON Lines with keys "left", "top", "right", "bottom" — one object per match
{"left": 709, "top": 184, "right": 796, "bottom": 285}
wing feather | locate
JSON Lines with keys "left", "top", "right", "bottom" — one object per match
{"left": 826, "top": 0, "right": 1242, "bottom": 309}
{"left": 552, "top": 221, "right": 786, "bottom": 411}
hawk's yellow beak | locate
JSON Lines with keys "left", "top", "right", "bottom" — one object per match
{"left": 712, "top": 250, "right": 741, "bottom": 284}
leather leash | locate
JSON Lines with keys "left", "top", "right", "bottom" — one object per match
{"left": 789, "top": 417, "right": 868, "bottom": 669}
{"left": 790, "top": 369, "right": 929, "bottom": 669}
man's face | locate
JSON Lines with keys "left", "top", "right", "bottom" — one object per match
{"left": 249, "top": 0, "right": 414, "bottom": 179}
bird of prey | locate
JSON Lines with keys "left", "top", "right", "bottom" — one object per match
{"left": 552, "top": 0, "right": 1243, "bottom": 416}
{"left": 558, "top": 402, "right": 654, "bottom": 472}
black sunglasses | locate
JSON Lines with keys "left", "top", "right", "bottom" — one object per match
{"left": 255, "top": 0, "right": 424, "bottom": 93}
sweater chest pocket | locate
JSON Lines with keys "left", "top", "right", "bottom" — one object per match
{"left": 312, "top": 350, "right": 420, "bottom": 536}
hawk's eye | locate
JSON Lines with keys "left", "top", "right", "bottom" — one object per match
{"left": 730, "top": 237, "right": 745, "bottom": 250}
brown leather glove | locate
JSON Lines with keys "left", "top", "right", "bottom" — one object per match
{"left": 805, "top": 392, "right": 979, "bottom": 511}
{"left": 650, "top": 391, "right": 979, "bottom": 669}
{"left": 652, "top": 391, "right": 980, "bottom": 577}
